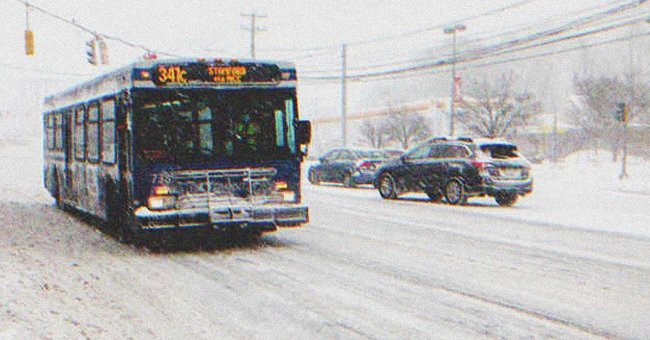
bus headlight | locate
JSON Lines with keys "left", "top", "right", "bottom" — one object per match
{"left": 281, "top": 191, "right": 296, "bottom": 202}
{"left": 147, "top": 195, "right": 176, "bottom": 210}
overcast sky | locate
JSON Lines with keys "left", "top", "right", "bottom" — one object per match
{"left": 0, "top": 0, "right": 646, "bottom": 144}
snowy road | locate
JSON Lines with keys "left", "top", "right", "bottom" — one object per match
{"left": 2, "top": 178, "right": 650, "bottom": 338}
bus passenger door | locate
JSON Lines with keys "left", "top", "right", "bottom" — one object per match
{"left": 116, "top": 99, "right": 132, "bottom": 209}
{"left": 63, "top": 113, "right": 74, "bottom": 202}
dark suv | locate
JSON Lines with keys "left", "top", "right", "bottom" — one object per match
{"left": 375, "top": 137, "right": 533, "bottom": 206}
{"left": 308, "top": 148, "right": 391, "bottom": 187}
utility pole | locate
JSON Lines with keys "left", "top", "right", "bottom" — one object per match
{"left": 444, "top": 24, "right": 466, "bottom": 137}
{"left": 620, "top": 25, "right": 636, "bottom": 179}
{"left": 240, "top": 12, "right": 266, "bottom": 58}
{"left": 551, "top": 110, "right": 558, "bottom": 162}
{"left": 340, "top": 44, "right": 348, "bottom": 147}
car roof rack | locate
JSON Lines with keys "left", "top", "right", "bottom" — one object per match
{"left": 456, "top": 137, "right": 473, "bottom": 143}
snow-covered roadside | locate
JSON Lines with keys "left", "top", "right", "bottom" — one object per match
{"left": 305, "top": 149, "right": 650, "bottom": 240}
{"left": 496, "top": 150, "right": 650, "bottom": 239}
{"left": 0, "top": 141, "right": 52, "bottom": 206}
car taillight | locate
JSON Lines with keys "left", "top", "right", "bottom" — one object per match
{"left": 471, "top": 161, "right": 486, "bottom": 169}
{"left": 358, "top": 161, "right": 376, "bottom": 171}
{"left": 472, "top": 161, "right": 494, "bottom": 177}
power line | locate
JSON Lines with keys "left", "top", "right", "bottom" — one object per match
{"left": 299, "top": 0, "right": 647, "bottom": 79}
{"left": 297, "top": 0, "right": 643, "bottom": 75}
{"left": 348, "top": 0, "right": 542, "bottom": 47}
{"left": 326, "top": 0, "right": 636, "bottom": 73}
{"left": 260, "top": 0, "right": 541, "bottom": 54}
{"left": 0, "top": 61, "right": 90, "bottom": 78}
{"left": 15, "top": 0, "right": 182, "bottom": 57}
{"left": 299, "top": 29, "right": 650, "bottom": 85}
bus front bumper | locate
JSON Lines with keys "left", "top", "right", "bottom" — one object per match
{"left": 134, "top": 205, "right": 309, "bottom": 231}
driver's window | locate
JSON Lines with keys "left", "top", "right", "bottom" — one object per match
{"left": 430, "top": 145, "right": 448, "bottom": 158}
{"left": 340, "top": 150, "right": 354, "bottom": 160}
{"left": 326, "top": 150, "right": 340, "bottom": 161}
{"left": 442, "top": 145, "right": 469, "bottom": 159}
{"left": 407, "top": 145, "right": 431, "bottom": 159}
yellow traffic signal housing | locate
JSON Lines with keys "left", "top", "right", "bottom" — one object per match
{"left": 98, "top": 39, "right": 109, "bottom": 65}
{"left": 85, "top": 38, "right": 98, "bottom": 65}
{"left": 25, "top": 30, "right": 35, "bottom": 56}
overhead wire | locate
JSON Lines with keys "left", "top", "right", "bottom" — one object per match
{"left": 280, "top": 0, "right": 631, "bottom": 71}
{"left": 327, "top": 0, "right": 636, "bottom": 73}
{"left": 298, "top": 0, "right": 648, "bottom": 79}
{"left": 260, "top": 0, "right": 541, "bottom": 55}
{"left": 298, "top": 29, "right": 650, "bottom": 85}
{"left": 0, "top": 61, "right": 90, "bottom": 78}
{"left": 15, "top": 0, "right": 183, "bottom": 57}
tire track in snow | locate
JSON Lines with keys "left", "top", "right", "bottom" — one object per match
{"left": 309, "top": 191, "right": 650, "bottom": 271}
{"left": 304, "top": 196, "right": 644, "bottom": 338}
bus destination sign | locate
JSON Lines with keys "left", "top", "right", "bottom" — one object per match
{"left": 151, "top": 63, "right": 281, "bottom": 86}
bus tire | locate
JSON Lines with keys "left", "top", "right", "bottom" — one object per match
{"left": 53, "top": 173, "right": 66, "bottom": 210}
{"left": 112, "top": 197, "right": 142, "bottom": 245}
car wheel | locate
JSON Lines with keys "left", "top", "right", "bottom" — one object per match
{"left": 342, "top": 173, "right": 355, "bottom": 188}
{"left": 426, "top": 189, "right": 442, "bottom": 202}
{"left": 444, "top": 178, "right": 465, "bottom": 205}
{"left": 378, "top": 173, "right": 398, "bottom": 199}
{"left": 308, "top": 170, "right": 320, "bottom": 185}
{"left": 495, "top": 191, "right": 518, "bottom": 207}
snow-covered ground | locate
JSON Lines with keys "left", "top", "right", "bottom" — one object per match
{"left": 1, "top": 142, "right": 649, "bottom": 338}
{"left": 0, "top": 141, "right": 52, "bottom": 206}
{"left": 307, "top": 150, "right": 650, "bottom": 239}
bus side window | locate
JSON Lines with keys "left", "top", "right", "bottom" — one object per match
{"left": 46, "top": 114, "right": 55, "bottom": 150}
{"left": 87, "top": 102, "right": 101, "bottom": 162}
{"left": 101, "top": 99, "right": 116, "bottom": 164}
{"left": 74, "top": 107, "right": 86, "bottom": 160}
{"left": 54, "top": 113, "right": 63, "bottom": 151}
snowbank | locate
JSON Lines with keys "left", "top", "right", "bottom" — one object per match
{"left": 0, "top": 141, "right": 52, "bottom": 205}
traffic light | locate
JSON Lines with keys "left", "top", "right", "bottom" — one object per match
{"left": 85, "top": 38, "right": 98, "bottom": 65}
{"left": 614, "top": 102, "right": 629, "bottom": 122}
{"left": 25, "top": 30, "right": 35, "bottom": 56}
{"left": 98, "top": 38, "right": 108, "bottom": 65}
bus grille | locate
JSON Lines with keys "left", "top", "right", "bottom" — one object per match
{"left": 156, "top": 168, "right": 283, "bottom": 210}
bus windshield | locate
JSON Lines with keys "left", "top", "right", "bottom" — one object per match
{"left": 133, "top": 89, "right": 298, "bottom": 163}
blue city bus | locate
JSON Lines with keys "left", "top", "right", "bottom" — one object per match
{"left": 43, "top": 58, "right": 311, "bottom": 244}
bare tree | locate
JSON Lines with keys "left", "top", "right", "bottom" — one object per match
{"left": 385, "top": 109, "right": 431, "bottom": 150}
{"left": 456, "top": 73, "right": 541, "bottom": 138}
{"left": 358, "top": 120, "right": 391, "bottom": 148}
{"left": 362, "top": 87, "right": 432, "bottom": 150}
{"left": 571, "top": 73, "right": 650, "bottom": 160}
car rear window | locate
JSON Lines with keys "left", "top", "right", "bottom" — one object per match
{"left": 354, "top": 150, "right": 385, "bottom": 159}
{"left": 480, "top": 144, "right": 519, "bottom": 159}
{"left": 383, "top": 150, "right": 403, "bottom": 158}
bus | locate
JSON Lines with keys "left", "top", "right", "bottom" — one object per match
{"left": 43, "top": 58, "right": 311, "bottom": 244}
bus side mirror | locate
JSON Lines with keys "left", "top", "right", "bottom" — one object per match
{"left": 296, "top": 120, "right": 311, "bottom": 145}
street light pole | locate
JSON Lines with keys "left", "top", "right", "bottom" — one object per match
{"left": 444, "top": 24, "right": 466, "bottom": 137}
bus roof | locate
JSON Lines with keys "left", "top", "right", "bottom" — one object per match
{"left": 44, "top": 58, "right": 297, "bottom": 110}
